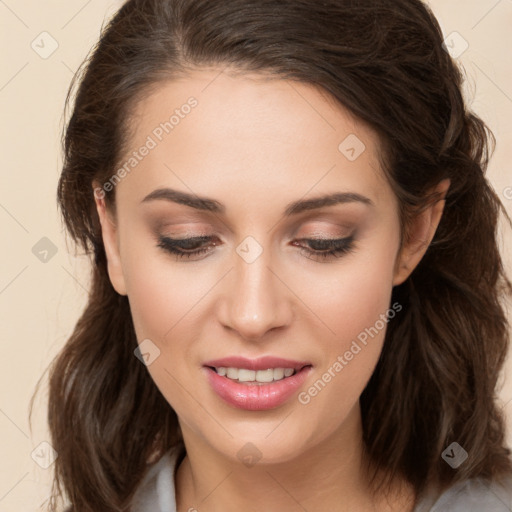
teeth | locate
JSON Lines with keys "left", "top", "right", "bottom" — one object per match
{"left": 273, "top": 368, "right": 284, "bottom": 380}
{"left": 226, "top": 367, "right": 238, "bottom": 379}
{"left": 214, "top": 367, "right": 297, "bottom": 383}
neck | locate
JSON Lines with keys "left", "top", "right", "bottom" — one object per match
{"left": 174, "top": 404, "right": 415, "bottom": 512}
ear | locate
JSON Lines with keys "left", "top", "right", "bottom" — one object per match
{"left": 93, "top": 183, "right": 127, "bottom": 296}
{"left": 393, "top": 179, "right": 451, "bottom": 286}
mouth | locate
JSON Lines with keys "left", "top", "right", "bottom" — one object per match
{"left": 202, "top": 357, "right": 313, "bottom": 410}
{"left": 206, "top": 365, "right": 309, "bottom": 385}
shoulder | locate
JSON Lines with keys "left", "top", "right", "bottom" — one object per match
{"left": 63, "top": 446, "right": 184, "bottom": 512}
{"left": 130, "top": 443, "right": 185, "bottom": 512}
{"left": 416, "top": 475, "right": 512, "bottom": 512}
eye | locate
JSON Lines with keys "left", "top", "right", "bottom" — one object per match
{"left": 157, "top": 235, "right": 216, "bottom": 260}
{"left": 156, "top": 235, "right": 356, "bottom": 261}
{"left": 293, "top": 236, "right": 356, "bottom": 261}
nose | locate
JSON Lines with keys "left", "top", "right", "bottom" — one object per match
{"left": 217, "top": 242, "right": 292, "bottom": 341}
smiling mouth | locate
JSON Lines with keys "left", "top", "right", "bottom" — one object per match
{"left": 206, "top": 365, "right": 311, "bottom": 385}
{"left": 203, "top": 362, "right": 314, "bottom": 410}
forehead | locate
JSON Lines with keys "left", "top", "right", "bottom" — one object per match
{"left": 114, "top": 68, "right": 391, "bottom": 210}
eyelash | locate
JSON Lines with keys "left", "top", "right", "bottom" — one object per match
{"left": 156, "top": 235, "right": 356, "bottom": 262}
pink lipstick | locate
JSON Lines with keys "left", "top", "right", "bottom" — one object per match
{"left": 203, "top": 356, "right": 313, "bottom": 411}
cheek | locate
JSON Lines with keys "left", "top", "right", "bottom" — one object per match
{"left": 294, "top": 231, "right": 399, "bottom": 410}
{"left": 119, "top": 228, "right": 200, "bottom": 342}
{"left": 300, "top": 228, "right": 399, "bottom": 347}
{"left": 122, "top": 250, "right": 203, "bottom": 415}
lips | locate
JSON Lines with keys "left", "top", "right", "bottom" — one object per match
{"left": 202, "top": 356, "right": 313, "bottom": 411}
{"left": 203, "top": 355, "right": 311, "bottom": 372}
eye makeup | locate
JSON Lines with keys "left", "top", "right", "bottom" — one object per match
{"left": 156, "top": 233, "right": 356, "bottom": 262}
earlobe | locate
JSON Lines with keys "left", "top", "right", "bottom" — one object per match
{"left": 393, "top": 179, "right": 451, "bottom": 286}
{"left": 93, "top": 184, "right": 128, "bottom": 296}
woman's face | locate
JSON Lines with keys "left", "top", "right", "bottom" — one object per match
{"left": 96, "top": 68, "right": 425, "bottom": 465}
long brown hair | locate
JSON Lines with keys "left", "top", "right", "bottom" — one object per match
{"left": 31, "top": 0, "right": 512, "bottom": 510}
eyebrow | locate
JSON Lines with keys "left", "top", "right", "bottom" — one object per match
{"left": 141, "top": 187, "right": 374, "bottom": 216}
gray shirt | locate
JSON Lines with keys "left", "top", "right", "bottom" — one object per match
{"left": 130, "top": 445, "right": 512, "bottom": 511}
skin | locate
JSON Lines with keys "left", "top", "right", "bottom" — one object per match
{"left": 94, "top": 68, "right": 449, "bottom": 512}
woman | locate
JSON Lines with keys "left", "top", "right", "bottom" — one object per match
{"left": 39, "top": 0, "right": 512, "bottom": 510}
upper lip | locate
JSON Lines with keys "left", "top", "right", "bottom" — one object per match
{"left": 203, "top": 356, "right": 312, "bottom": 372}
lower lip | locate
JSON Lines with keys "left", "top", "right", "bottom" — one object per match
{"left": 204, "top": 366, "right": 313, "bottom": 411}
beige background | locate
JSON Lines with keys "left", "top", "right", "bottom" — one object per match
{"left": 0, "top": 1, "right": 511, "bottom": 510}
